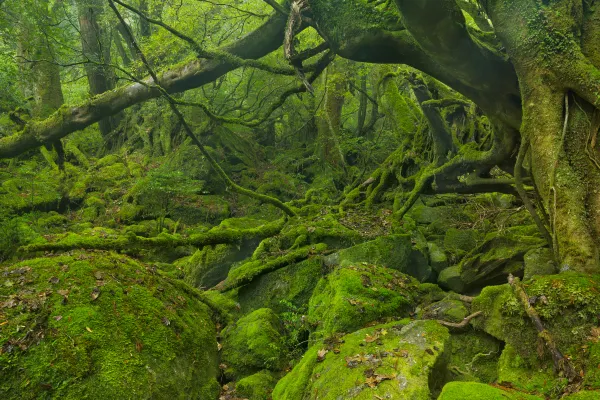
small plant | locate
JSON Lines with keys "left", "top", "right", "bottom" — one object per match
{"left": 279, "top": 300, "right": 310, "bottom": 358}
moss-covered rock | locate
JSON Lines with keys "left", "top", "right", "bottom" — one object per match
{"left": 429, "top": 242, "right": 449, "bottom": 273}
{"left": 472, "top": 273, "right": 600, "bottom": 395}
{"left": 323, "top": 235, "right": 433, "bottom": 282}
{"left": 437, "top": 382, "right": 543, "bottom": 400}
{"left": 418, "top": 298, "right": 469, "bottom": 323}
{"left": 0, "top": 251, "right": 220, "bottom": 399}
{"left": 444, "top": 228, "right": 478, "bottom": 257}
{"left": 308, "top": 264, "right": 421, "bottom": 338}
{"left": 237, "top": 257, "right": 323, "bottom": 314}
{"left": 458, "top": 228, "right": 545, "bottom": 291}
{"left": 235, "top": 370, "right": 279, "bottom": 400}
{"left": 272, "top": 320, "right": 450, "bottom": 400}
{"left": 523, "top": 247, "right": 557, "bottom": 280}
{"left": 220, "top": 308, "right": 287, "bottom": 379}
{"left": 438, "top": 266, "right": 465, "bottom": 293}
{"left": 445, "top": 330, "right": 502, "bottom": 384}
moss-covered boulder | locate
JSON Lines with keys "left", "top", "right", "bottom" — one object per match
{"left": 444, "top": 228, "right": 478, "bottom": 258}
{"left": 418, "top": 298, "right": 469, "bottom": 323}
{"left": 235, "top": 370, "right": 279, "bottom": 400}
{"left": 437, "top": 382, "right": 543, "bottom": 400}
{"left": 458, "top": 227, "right": 545, "bottom": 292}
{"left": 523, "top": 247, "right": 557, "bottom": 280}
{"left": 428, "top": 242, "right": 449, "bottom": 273}
{"left": 220, "top": 308, "right": 287, "bottom": 379}
{"left": 472, "top": 273, "right": 600, "bottom": 395}
{"left": 308, "top": 264, "right": 421, "bottom": 338}
{"left": 323, "top": 235, "right": 433, "bottom": 282}
{"left": 445, "top": 330, "right": 503, "bottom": 384}
{"left": 0, "top": 251, "right": 220, "bottom": 399}
{"left": 237, "top": 257, "right": 323, "bottom": 314}
{"left": 272, "top": 320, "right": 450, "bottom": 400}
{"left": 438, "top": 266, "right": 465, "bottom": 293}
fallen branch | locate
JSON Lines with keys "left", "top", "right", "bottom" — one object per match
{"left": 508, "top": 274, "right": 578, "bottom": 382}
{"left": 214, "top": 243, "right": 327, "bottom": 292}
{"left": 437, "top": 311, "right": 482, "bottom": 330}
{"left": 20, "top": 218, "right": 286, "bottom": 253}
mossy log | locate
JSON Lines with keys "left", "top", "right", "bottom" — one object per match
{"left": 20, "top": 218, "right": 286, "bottom": 254}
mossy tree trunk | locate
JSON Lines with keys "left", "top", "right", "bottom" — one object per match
{"left": 483, "top": 0, "right": 600, "bottom": 273}
{"left": 76, "top": 0, "right": 122, "bottom": 143}
{"left": 316, "top": 64, "right": 347, "bottom": 170}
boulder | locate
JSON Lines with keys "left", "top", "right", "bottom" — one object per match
{"left": 273, "top": 320, "right": 450, "bottom": 400}
{"left": 220, "top": 308, "right": 287, "bottom": 379}
{"left": 0, "top": 251, "right": 220, "bottom": 399}
{"left": 235, "top": 370, "right": 278, "bottom": 400}
{"left": 437, "top": 382, "right": 542, "bottom": 400}
{"left": 308, "top": 264, "right": 421, "bottom": 338}
{"left": 523, "top": 247, "right": 557, "bottom": 280}
{"left": 428, "top": 242, "right": 449, "bottom": 273}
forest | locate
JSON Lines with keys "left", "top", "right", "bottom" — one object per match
{"left": 1, "top": 0, "right": 600, "bottom": 399}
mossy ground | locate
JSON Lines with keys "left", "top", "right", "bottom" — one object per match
{"left": 0, "top": 251, "right": 220, "bottom": 399}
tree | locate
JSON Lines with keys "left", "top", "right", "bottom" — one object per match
{"left": 0, "top": 0, "right": 599, "bottom": 274}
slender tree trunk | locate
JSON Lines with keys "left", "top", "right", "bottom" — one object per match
{"left": 356, "top": 75, "right": 368, "bottom": 135}
{"left": 316, "top": 65, "right": 347, "bottom": 169}
{"left": 76, "top": 0, "right": 121, "bottom": 142}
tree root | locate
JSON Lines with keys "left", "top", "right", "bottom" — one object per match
{"left": 436, "top": 311, "right": 482, "bottom": 330}
{"left": 508, "top": 274, "right": 578, "bottom": 382}
{"left": 19, "top": 218, "right": 286, "bottom": 254}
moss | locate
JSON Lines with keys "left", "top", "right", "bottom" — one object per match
{"left": 438, "top": 266, "right": 465, "bottom": 293}
{"left": 418, "top": 298, "right": 468, "bottom": 323}
{"left": 95, "top": 154, "right": 121, "bottom": 168}
{"left": 497, "top": 344, "right": 564, "bottom": 397}
{"left": 221, "top": 308, "right": 287, "bottom": 379}
{"left": 308, "top": 263, "right": 420, "bottom": 338}
{"left": 437, "top": 382, "right": 543, "bottom": 400}
{"left": 237, "top": 257, "right": 323, "bottom": 314}
{"left": 235, "top": 370, "right": 278, "bottom": 400}
{"left": 273, "top": 320, "right": 450, "bottom": 400}
{"left": 428, "top": 242, "right": 449, "bottom": 273}
{"left": 37, "top": 212, "right": 67, "bottom": 229}
{"left": 446, "top": 330, "right": 503, "bottom": 384}
{"left": 472, "top": 274, "right": 600, "bottom": 393}
{"left": 0, "top": 251, "right": 220, "bottom": 399}
{"left": 563, "top": 391, "right": 600, "bottom": 399}
{"left": 444, "top": 228, "right": 478, "bottom": 257}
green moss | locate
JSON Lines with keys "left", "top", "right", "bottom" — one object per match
{"left": 237, "top": 257, "right": 323, "bottom": 314}
{"left": 221, "top": 308, "right": 287, "bottom": 379}
{"left": 235, "top": 370, "right": 278, "bottom": 400}
{"left": 273, "top": 320, "right": 450, "bottom": 400}
{"left": 308, "top": 264, "right": 420, "bottom": 338}
{"left": 444, "top": 228, "right": 478, "bottom": 256}
{"left": 446, "top": 330, "right": 502, "bottom": 384}
{"left": 0, "top": 251, "right": 220, "bottom": 399}
{"left": 497, "top": 344, "right": 564, "bottom": 397}
{"left": 563, "top": 391, "right": 600, "bottom": 399}
{"left": 472, "top": 274, "right": 600, "bottom": 393}
{"left": 437, "top": 382, "right": 543, "bottom": 400}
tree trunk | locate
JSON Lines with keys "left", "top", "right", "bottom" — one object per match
{"left": 484, "top": 0, "right": 600, "bottom": 273}
{"left": 77, "top": 0, "right": 121, "bottom": 141}
{"left": 316, "top": 65, "right": 347, "bottom": 169}
{"left": 356, "top": 74, "right": 368, "bottom": 135}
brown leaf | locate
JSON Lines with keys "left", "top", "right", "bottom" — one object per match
{"left": 94, "top": 271, "right": 104, "bottom": 281}
{"left": 317, "top": 348, "right": 328, "bottom": 362}
{"left": 90, "top": 287, "right": 100, "bottom": 301}
{"left": 135, "top": 341, "right": 143, "bottom": 352}
{"left": 54, "top": 315, "right": 63, "bottom": 321}
{"left": 48, "top": 277, "right": 59, "bottom": 285}
{"left": 365, "top": 333, "right": 379, "bottom": 343}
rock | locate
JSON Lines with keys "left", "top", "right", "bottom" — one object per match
{"left": 438, "top": 266, "right": 465, "bottom": 293}
{"left": 428, "top": 242, "right": 449, "bottom": 273}
{"left": 0, "top": 251, "right": 221, "bottom": 399}
{"left": 458, "top": 227, "right": 544, "bottom": 291}
{"left": 437, "top": 382, "right": 543, "bottom": 399}
{"left": 443, "top": 228, "right": 478, "bottom": 257}
{"left": 471, "top": 274, "right": 600, "bottom": 395}
{"left": 418, "top": 298, "right": 468, "bottom": 323}
{"left": 323, "top": 235, "right": 433, "bottom": 282}
{"left": 308, "top": 264, "right": 421, "bottom": 338}
{"left": 446, "top": 330, "right": 503, "bottom": 384}
{"left": 235, "top": 370, "right": 278, "bottom": 400}
{"left": 220, "top": 308, "right": 287, "bottom": 379}
{"left": 179, "top": 218, "right": 269, "bottom": 288}
{"left": 237, "top": 258, "right": 323, "bottom": 314}
{"left": 523, "top": 248, "right": 557, "bottom": 280}
{"left": 272, "top": 320, "right": 450, "bottom": 400}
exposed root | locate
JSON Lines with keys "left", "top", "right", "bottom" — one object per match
{"left": 436, "top": 311, "right": 482, "bottom": 330}
{"left": 508, "top": 274, "right": 578, "bottom": 382}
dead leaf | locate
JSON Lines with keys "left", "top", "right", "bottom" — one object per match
{"left": 86, "top": 327, "right": 93, "bottom": 333}
{"left": 217, "top": 343, "right": 222, "bottom": 351}
{"left": 90, "top": 287, "right": 100, "bottom": 301}
{"left": 317, "top": 348, "right": 328, "bottom": 362}
{"left": 162, "top": 317, "right": 171, "bottom": 326}
{"left": 94, "top": 271, "right": 104, "bottom": 281}
{"left": 135, "top": 341, "right": 143, "bottom": 352}
{"left": 48, "top": 277, "right": 59, "bottom": 285}
{"left": 54, "top": 316, "right": 63, "bottom": 321}
{"left": 365, "top": 333, "right": 379, "bottom": 343}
